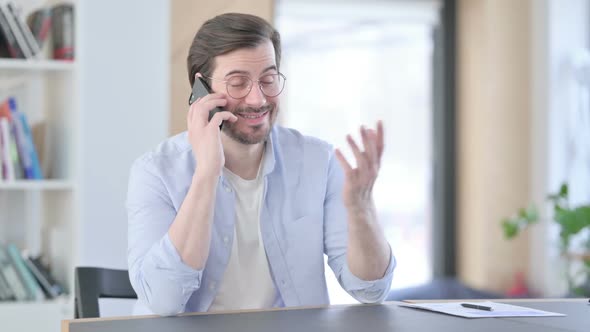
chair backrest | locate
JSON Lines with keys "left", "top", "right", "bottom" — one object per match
{"left": 74, "top": 267, "right": 137, "bottom": 318}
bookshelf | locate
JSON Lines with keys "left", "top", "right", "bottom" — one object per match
{"left": 1, "top": 0, "right": 170, "bottom": 330}
{"left": 0, "top": 58, "right": 75, "bottom": 71}
{"left": 0, "top": 180, "right": 74, "bottom": 190}
{"left": 0, "top": 0, "right": 79, "bottom": 331}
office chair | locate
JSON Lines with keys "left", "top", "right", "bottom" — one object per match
{"left": 74, "top": 267, "right": 137, "bottom": 318}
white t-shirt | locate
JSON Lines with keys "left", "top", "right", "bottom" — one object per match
{"left": 208, "top": 149, "right": 277, "bottom": 311}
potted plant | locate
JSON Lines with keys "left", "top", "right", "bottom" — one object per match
{"left": 502, "top": 183, "right": 590, "bottom": 296}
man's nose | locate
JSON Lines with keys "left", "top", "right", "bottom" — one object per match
{"left": 244, "top": 84, "right": 267, "bottom": 108}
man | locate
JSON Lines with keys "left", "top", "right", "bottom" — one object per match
{"left": 127, "top": 13, "right": 395, "bottom": 316}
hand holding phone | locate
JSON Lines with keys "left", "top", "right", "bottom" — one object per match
{"left": 189, "top": 77, "right": 224, "bottom": 123}
{"left": 186, "top": 76, "right": 237, "bottom": 177}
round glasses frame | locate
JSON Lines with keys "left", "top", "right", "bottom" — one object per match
{"left": 203, "top": 72, "right": 287, "bottom": 99}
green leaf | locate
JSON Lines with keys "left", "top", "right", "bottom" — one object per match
{"left": 518, "top": 207, "right": 527, "bottom": 219}
{"left": 559, "top": 183, "right": 568, "bottom": 198}
{"left": 525, "top": 204, "right": 539, "bottom": 223}
{"left": 548, "top": 183, "right": 568, "bottom": 204}
{"left": 555, "top": 206, "right": 590, "bottom": 237}
{"left": 502, "top": 219, "right": 519, "bottom": 239}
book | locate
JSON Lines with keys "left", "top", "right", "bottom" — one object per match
{"left": 0, "top": 245, "right": 28, "bottom": 300}
{"left": 6, "top": 244, "right": 45, "bottom": 301}
{"left": 17, "top": 108, "right": 42, "bottom": 179}
{"left": 8, "top": 98, "right": 34, "bottom": 179}
{"left": 0, "top": 3, "right": 31, "bottom": 58}
{"left": 0, "top": 268, "right": 16, "bottom": 300}
{"left": 51, "top": 4, "right": 74, "bottom": 60}
{"left": 6, "top": 2, "right": 41, "bottom": 57}
{"left": 0, "top": 1, "right": 22, "bottom": 58}
{"left": 8, "top": 117, "right": 22, "bottom": 179}
{"left": 27, "top": 8, "right": 51, "bottom": 48}
{"left": 0, "top": 117, "right": 14, "bottom": 180}
{"left": 23, "top": 253, "right": 64, "bottom": 298}
{"left": 0, "top": 116, "right": 6, "bottom": 179}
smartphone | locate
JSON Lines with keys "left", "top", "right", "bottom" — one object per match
{"left": 188, "top": 77, "right": 224, "bottom": 123}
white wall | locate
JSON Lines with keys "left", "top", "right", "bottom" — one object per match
{"left": 79, "top": 0, "right": 170, "bottom": 268}
{"left": 529, "top": 0, "right": 590, "bottom": 296}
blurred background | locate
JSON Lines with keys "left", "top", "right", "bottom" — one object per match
{"left": 0, "top": 0, "right": 589, "bottom": 330}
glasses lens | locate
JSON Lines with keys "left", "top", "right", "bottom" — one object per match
{"left": 226, "top": 76, "right": 252, "bottom": 99}
{"left": 260, "top": 74, "right": 285, "bottom": 97}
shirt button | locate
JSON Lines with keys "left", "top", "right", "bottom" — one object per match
{"left": 223, "top": 184, "right": 232, "bottom": 193}
{"left": 223, "top": 236, "right": 229, "bottom": 244}
{"left": 281, "top": 280, "right": 286, "bottom": 286}
{"left": 209, "top": 282, "right": 216, "bottom": 290}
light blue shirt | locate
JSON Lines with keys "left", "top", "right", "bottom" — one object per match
{"left": 126, "top": 126, "right": 395, "bottom": 316}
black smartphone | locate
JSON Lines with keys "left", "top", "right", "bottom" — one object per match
{"left": 188, "top": 77, "right": 224, "bottom": 123}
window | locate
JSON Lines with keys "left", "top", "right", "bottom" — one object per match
{"left": 276, "top": 0, "right": 441, "bottom": 303}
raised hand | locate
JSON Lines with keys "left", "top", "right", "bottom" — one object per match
{"left": 334, "top": 121, "right": 384, "bottom": 214}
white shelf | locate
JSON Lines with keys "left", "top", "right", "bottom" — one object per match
{"left": 0, "top": 297, "right": 72, "bottom": 332}
{"left": 0, "top": 58, "right": 76, "bottom": 72}
{"left": 0, "top": 180, "right": 74, "bottom": 191}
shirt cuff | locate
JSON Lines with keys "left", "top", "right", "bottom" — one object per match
{"left": 148, "top": 233, "right": 204, "bottom": 294}
{"left": 340, "top": 245, "right": 396, "bottom": 303}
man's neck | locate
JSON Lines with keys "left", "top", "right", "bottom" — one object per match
{"left": 221, "top": 133, "right": 266, "bottom": 180}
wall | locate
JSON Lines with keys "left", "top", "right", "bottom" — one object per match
{"left": 169, "top": 0, "right": 275, "bottom": 135}
{"left": 80, "top": 0, "right": 170, "bottom": 268}
{"left": 456, "top": 0, "right": 532, "bottom": 293}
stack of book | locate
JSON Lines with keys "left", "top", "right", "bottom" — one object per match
{"left": 0, "top": 97, "right": 43, "bottom": 181}
{"left": 0, "top": 243, "right": 65, "bottom": 302}
{"left": 0, "top": 2, "right": 74, "bottom": 60}
{"left": 0, "top": 2, "right": 42, "bottom": 59}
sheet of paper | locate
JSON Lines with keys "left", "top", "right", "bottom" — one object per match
{"left": 398, "top": 301, "right": 566, "bottom": 318}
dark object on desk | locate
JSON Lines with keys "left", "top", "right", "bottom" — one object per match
{"left": 387, "top": 277, "right": 503, "bottom": 301}
{"left": 461, "top": 303, "right": 493, "bottom": 311}
{"left": 74, "top": 267, "right": 137, "bottom": 318}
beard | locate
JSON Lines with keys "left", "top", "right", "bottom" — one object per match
{"left": 222, "top": 102, "right": 277, "bottom": 145}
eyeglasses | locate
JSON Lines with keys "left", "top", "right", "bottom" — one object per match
{"left": 203, "top": 73, "right": 287, "bottom": 99}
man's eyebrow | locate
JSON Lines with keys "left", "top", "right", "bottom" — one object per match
{"left": 261, "top": 65, "right": 277, "bottom": 74}
{"left": 224, "top": 69, "right": 249, "bottom": 77}
{"left": 224, "top": 65, "right": 277, "bottom": 77}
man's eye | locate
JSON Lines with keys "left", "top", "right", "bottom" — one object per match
{"left": 260, "top": 75, "right": 276, "bottom": 85}
{"left": 228, "top": 77, "right": 249, "bottom": 88}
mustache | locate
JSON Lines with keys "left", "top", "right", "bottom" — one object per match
{"left": 234, "top": 103, "right": 274, "bottom": 115}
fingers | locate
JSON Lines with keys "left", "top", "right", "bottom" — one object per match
{"left": 343, "top": 122, "right": 385, "bottom": 176}
{"left": 346, "top": 134, "right": 369, "bottom": 172}
{"left": 209, "top": 111, "right": 238, "bottom": 128}
{"left": 360, "top": 126, "right": 377, "bottom": 166}
{"left": 188, "top": 93, "right": 227, "bottom": 125}
{"left": 335, "top": 148, "right": 353, "bottom": 173}
{"left": 376, "top": 120, "right": 384, "bottom": 159}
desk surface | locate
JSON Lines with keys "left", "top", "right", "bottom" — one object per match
{"left": 62, "top": 299, "right": 588, "bottom": 332}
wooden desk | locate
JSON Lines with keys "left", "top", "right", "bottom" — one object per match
{"left": 62, "top": 299, "right": 588, "bottom": 332}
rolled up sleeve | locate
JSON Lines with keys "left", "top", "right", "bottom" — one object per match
{"left": 323, "top": 151, "right": 395, "bottom": 304}
{"left": 127, "top": 157, "right": 202, "bottom": 316}
{"left": 338, "top": 247, "right": 395, "bottom": 303}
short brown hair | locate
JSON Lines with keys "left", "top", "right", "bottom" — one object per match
{"left": 187, "top": 13, "right": 282, "bottom": 87}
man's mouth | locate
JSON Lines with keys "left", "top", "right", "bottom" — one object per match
{"left": 237, "top": 110, "right": 269, "bottom": 125}
{"left": 239, "top": 111, "right": 268, "bottom": 119}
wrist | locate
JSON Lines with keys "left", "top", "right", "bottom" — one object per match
{"left": 192, "top": 169, "right": 219, "bottom": 188}
{"left": 345, "top": 199, "right": 376, "bottom": 217}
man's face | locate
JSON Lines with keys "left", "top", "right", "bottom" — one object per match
{"left": 210, "top": 40, "right": 280, "bottom": 145}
